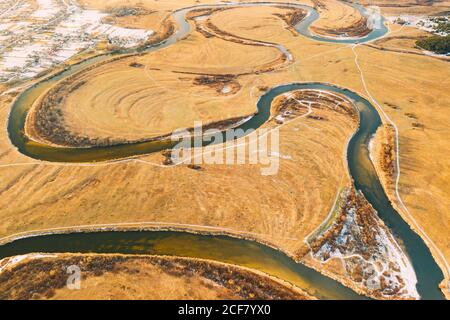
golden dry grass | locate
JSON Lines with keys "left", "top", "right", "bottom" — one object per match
{"left": 51, "top": 51, "right": 276, "bottom": 142}
{"left": 0, "top": 0, "right": 449, "bottom": 297}
{"left": 81, "top": 0, "right": 365, "bottom": 34}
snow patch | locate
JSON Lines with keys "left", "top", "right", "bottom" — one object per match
{"left": 0, "top": 0, "right": 154, "bottom": 82}
{"left": 0, "top": 253, "right": 58, "bottom": 273}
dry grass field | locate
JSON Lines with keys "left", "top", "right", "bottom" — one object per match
{"left": 309, "top": 0, "right": 371, "bottom": 37}
{"left": 30, "top": 0, "right": 367, "bottom": 145}
{"left": 370, "top": 25, "right": 430, "bottom": 52}
{"left": 0, "top": 95, "right": 358, "bottom": 258}
{"left": 0, "top": 254, "right": 311, "bottom": 300}
{"left": 33, "top": 42, "right": 280, "bottom": 143}
{"left": 355, "top": 43, "right": 450, "bottom": 283}
{"left": 358, "top": 0, "right": 450, "bottom": 16}
{"left": 0, "top": 0, "right": 449, "bottom": 298}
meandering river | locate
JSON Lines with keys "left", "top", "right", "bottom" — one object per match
{"left": 3, "top": 2, "right": 444, "bottom": 299}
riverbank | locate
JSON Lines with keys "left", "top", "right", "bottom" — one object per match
{"left": 0, "top": 253, "right": 313, "bottom": 300}
{"left": 305, "top": 187, "right": 419, "bottom": 300}
{"left": 1, "top": 84, "right": 425, "bottom": 300}
{"left": 0, "top": 228, "right": 367, "bottom": 300}
{"left": 309, "top": 0, "right": 371, "bottom": 39}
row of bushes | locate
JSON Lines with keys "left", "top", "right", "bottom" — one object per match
{"left": 416, "top": 35, "right": 450, "bottom": 54}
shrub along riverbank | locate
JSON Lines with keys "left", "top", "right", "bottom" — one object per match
{"left": 416, "top": 35, "right": 450, "bottom": 55}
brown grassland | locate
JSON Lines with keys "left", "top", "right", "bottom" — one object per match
{"left": 309, "top": 0, "right": 372, "bottom": 37}
{"left": 0, "top": 0, "right": 449, "bottom": 298}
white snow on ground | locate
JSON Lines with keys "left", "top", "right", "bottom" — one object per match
{"left": 368, "top": 133, "right": 376, "bottom": 165}
{"left": 312, "top": 190, "right": 419, "bottom": 299}
{"left": 31, "top": 0, "right": 60, "bottom": 20}
{"left": 387, "top": 15, "right": 449, "bottom": 37}
{"left": 0, "top": 0, "right": 154, "bottom": 82}
{"left": 0, "top": 253, "right": 58, "bottom": 273}
{"left": 376, "top": 222, "right": 419, "bottom": 299}
{"left": 56, "top": 7, "right": 153, "bottom": 47}
{"left": 270, "top": 151, "right": 291, "bottom": 160}
{"left": 275, "top": 115, "right": 286, "bottom": 123}
{"left": 386, "top": 15, "right": 450, "bottom": 57}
